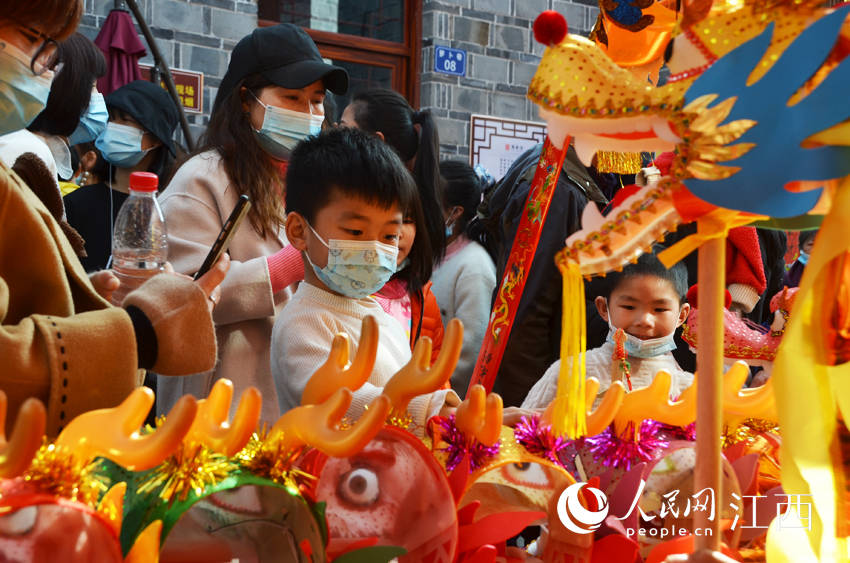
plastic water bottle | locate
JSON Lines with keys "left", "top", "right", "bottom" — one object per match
{"left": 109, "top": 171, "right": 168, "bottom": 305}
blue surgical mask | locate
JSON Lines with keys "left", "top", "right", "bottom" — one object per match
{"left": 69, "top": 91, "right": 108, "bottom": 145}
{"left": 250, "top": 91, "right": 323, "bottom": 160}
{"left": 0, "top": 41, "right": 53, "bottom": 135}
{"left": 304, "top": 222, "right": 398, "bottom": 299}
{"left": 798, "top": 250, "right": 809, "bottom": 265}
{"left": 606, "top": 316, "right": 677, "bottom": 359}
{"left": 445, "top": 220, "right": 454, "bottom": 238}
{"left": 96, "top": 122, "right": 151, "bottom": 167}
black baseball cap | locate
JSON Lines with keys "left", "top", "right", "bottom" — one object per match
{"left": 213, "top": 24, "right": 348, "bottom": 113}
{"left": 106, "top": 80, "right": 179, "bottom": 157}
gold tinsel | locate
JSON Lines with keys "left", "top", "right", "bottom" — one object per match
{"left": 235, "top": 431, "right": 313, "bottom": 493}
{"left": 385, "top": 410, "right": 414, "bottom": 431}
{"left": 594, "top": 150, "right": 643, "bottom": 174}
{"left": 23, "top": 442, "right": 108, "bottom": 507}
{"left": 137, "top": 444, "right": 235, "bottom": 504}
{"left": 721, "top": 418, "right": 780, "bottom": 448}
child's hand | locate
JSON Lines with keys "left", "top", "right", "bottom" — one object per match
{"left": 502, "top": 406, "right": 544, "bottom": 427}
{"left": 439, "top": 404, "right": 457, "bottom": 418}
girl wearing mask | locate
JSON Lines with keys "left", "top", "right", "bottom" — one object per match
{"left": 0, "top": 32, "right": 105, "bottom": 254}
{"left": 431, "top": 161, "right": 497, "bottom": 393}
{"left": 0, "top": 0, "right": 228, "bottom": 436}
{"left": 64, "top": 80, "right": 179, "bottom": 272}
{"left": 0, "top": 32, "right": 105, "bottom": 190}
{"left": 156, "top": 24, "right": 348, "bottom": 423}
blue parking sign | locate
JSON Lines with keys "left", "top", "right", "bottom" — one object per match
{"left": 434, "top": 46, "right": 467, "bottom": 77}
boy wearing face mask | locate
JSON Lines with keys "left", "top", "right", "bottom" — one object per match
{"left": 783, "top": 229, "right": 816, "bottom": 289}
{"left": 522, "top": 250, "right": 692, "bottom": 410}
{"left": 272, "top": 128, "right": 459, "bottom": 428}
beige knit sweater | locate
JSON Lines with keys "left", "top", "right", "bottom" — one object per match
{"left": 272, "top": 282, "right": 458, "bottom": 434}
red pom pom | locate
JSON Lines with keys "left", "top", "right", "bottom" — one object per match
{"left": 686, "top": 284, "right": 732, "bottom": 309}
{"left": 534, "top": 10, "right": 568, "bottom": 46}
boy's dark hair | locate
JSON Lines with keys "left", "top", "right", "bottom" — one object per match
{"left": 287, "top": 127, "right": 432, "bottom": 291}
{"left": 29, "top": 33, "right": 106, "bottom": 137}
{"left": 602, "top": 247, "right": 688, "bottom": 303}
{"left": 439, "top": 160, "right": 483, "bottom": 235}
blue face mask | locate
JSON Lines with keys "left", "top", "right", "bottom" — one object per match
{"left": 606, "top": 316, "right": 678, "bottom": 359}
{"left": 445, "top": 220, "right": 454, "bottom": 239}
{"left": 304, "top": 222, "right": 398, "bottom": 299}
{"left": 250, "top": 91, "right": 323, "bottom": 160}
{"left": 69, "top": 91, "right": 108, "bottom": 145}
{"left": 96, "top": 122, "right": 152, "bottom": 167}
{"left": 798, "top": 250, "right": 809, "bottom": 265}
{"left": 0, "top": 41, "right": 53, "bottom": 135}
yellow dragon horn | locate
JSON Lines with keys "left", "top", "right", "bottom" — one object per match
{"left": 301, "top": 315, "right": 379, "bottom": 405}
{"left": 456, "top": 384, "right": 503, "bottom": 446}
{"left": 0, "top": 392, "right": 46, "bottom": 479}
{"left": 723, "top": 360, "right": 777, "bottom": 430}
{"left": 613, "top": 370, "right": 696, "bottom": 438}
{"left": 383, "top": 318, "right": 463, "bottom": 414}
{"left": 271, "top": 388, "right": 391, "bottom": 458}
{"left": 125, "top": 520, "right": 162, "bottom": 563}
{"left": 55, "top": 387, "right": 197, "bottom": 471}
{"left": 186, "top": 379, "right": 261, "bottom": 456}
{"left": 97, "top": 482, "right": 126, "bottom": 538}
{"left": 543, "top": 378, "right": 626, "bottom": 437}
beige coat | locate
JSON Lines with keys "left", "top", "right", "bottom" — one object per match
{"left": 157, "top": 151, "right": 292, "bottom": 423}
{"left": 0, "top": 160, "right": 215, "bottom": 436}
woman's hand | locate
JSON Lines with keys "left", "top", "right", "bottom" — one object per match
{"left": 90, "top": 270, "right": 121, "bottom": 303}
{"left": 195, "top": 253, "right": 230, "bottom": 313}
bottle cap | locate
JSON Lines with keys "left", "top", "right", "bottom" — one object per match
{"left": 129, "top": 171, "right": 159, "bottom": 192}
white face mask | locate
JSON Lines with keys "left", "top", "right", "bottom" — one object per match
{"left": 250, "top": 91, "right": 323, "bottom": 160}
{"left": 606, "top": 315, "right": 678, "bottom": 359}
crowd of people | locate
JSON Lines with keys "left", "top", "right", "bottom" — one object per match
{"left": 0, "top": 0, "right": 813, "bottom": 440}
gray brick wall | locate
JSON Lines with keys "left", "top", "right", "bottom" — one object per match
{"left": 78, "top": 0, "right": 598, "bottom": 159}
{"left": 421, "top": 0, "right": 597, "bottom": 160}
{"left": 78, "top": 0, "right": 259, "bottom": 144}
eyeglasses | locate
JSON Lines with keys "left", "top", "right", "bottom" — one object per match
{"left": 17, "top": 25, "right": 58, "bottom": 76}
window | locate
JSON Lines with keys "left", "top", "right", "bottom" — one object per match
{"left": 258, "top": 0, "right": 422, "bottom": 121}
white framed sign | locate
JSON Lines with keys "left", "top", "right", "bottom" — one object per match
{"left": 469, "top": 114, "right": 547, "bottom": 180}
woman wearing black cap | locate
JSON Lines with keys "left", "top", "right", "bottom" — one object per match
{"left": 64, "top": 80, "right": 180, "bottom": 272}
{"left": 157, "top": 23, "right": 348, "bottom": 423}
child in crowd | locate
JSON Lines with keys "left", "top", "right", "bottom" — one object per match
{"left": 431, "top": 160, "right": 497, "bottom": 394}
{"left": 522, "top": 250, "right": 692, "bottom": 409}
{"left": 783, "top": 229, "right": 816, "bottom": 288}
{"left": 271, "top": 127, "right": 458, "bottom": 425}
{"left": 373, "top": 210, "right": 445, "bottom": 365}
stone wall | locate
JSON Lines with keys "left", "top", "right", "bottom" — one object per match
{"left": 421, "top": 0, "right": 597, "bottom": 160}
{"left": 78, "top": 0, "right": 259, "bottom": 143}
{"left": 77, "top": 0, "right": 598, "bottom": 157}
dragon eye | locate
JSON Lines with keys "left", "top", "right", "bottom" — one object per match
{"left": 501, "top": 462, "right": 553, "bottom": 489}
{"left": 0, "top": 506, "right": 37, "bottom": 536}
{"left": 338, "top": 467, "right": 380, "bottom": 507}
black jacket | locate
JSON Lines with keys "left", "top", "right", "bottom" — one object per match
{"left": 480, "top": 144, "right": 607, "bottom": 406}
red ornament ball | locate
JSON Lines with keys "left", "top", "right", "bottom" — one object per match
{"left": 533, "top": 10, "right": 568, "bottom": 46}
